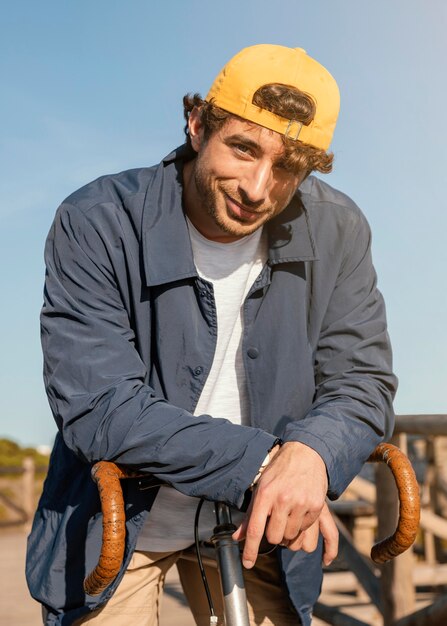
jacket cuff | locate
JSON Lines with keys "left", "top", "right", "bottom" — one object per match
{"left": 232, "top": 431, "right": 279, "bottom": 508}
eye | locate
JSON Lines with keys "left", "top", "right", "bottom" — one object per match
{"left": 232, "top": 143, "right": 252, "bottom": 156}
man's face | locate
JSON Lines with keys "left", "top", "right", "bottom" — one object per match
{"left": 183, "top": 109, "right": 306, "bottom": 242}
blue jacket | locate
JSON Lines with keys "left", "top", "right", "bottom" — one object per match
{"left": 26, "top": 144, "right": 396, "bottom": 625}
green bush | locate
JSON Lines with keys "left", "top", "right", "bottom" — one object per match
{"left": 0, "top": 438, "right": 49, "bottom": 468}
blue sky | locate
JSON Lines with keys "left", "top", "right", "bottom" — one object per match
{"left": 1, "top": 0, "right": 446, "bottom": 446}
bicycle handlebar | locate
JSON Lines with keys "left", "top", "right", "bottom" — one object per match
{"left": 367, "top": 442, "right": 420, "bottom": 564}
{"left": 83, "top": 442, "right": 420, "bottom": 596}
{"left": 83, "top": 463, "right": 142, "bottom": 596}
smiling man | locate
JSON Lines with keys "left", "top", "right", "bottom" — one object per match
{"left": 183, "top": 113, "right": 307, "bottom": 241}
{"left": 27, "top": 45, "right": 396, "bottom": 626}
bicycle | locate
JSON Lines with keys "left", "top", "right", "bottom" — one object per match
{"left": 83, "top": 442, "right": 420, "bottom": 626}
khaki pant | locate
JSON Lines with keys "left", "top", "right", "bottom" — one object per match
{"left": 75, "top": 547, "right": 299, "bottom": 625}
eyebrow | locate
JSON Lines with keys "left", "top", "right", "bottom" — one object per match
{"left": 224, "top": 134, "right": 261, "bottom": 151}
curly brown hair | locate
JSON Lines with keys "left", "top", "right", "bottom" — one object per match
{"left": 183, "top": 83, "right": 334, "bottom": 175}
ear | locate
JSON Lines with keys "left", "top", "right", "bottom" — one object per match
{"left": 188, "top": 107, "right": 204, "bottom": 152}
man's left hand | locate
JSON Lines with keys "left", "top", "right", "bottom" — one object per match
{"left": 233, "top": 441, "right": 337, "bottom": 568}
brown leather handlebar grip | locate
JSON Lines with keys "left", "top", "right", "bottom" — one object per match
{"left": 84, "top": 443, "right": 421, "bottom": 595}
{"left": 367, "top": 442, "right": 420, "bottom": 564}
{"left": 83, "top": 462, "right": 142, "bottom": 596}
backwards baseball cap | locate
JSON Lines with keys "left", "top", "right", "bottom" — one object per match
{"left": 206, "top": 44, "right": 340, "bottom": 151}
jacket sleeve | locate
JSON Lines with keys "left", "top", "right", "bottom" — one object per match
{"left": 41, "top": 202, "right": 276, "bottom": 507}
{"left": 281, "top": 208, "right": 397, "bottom": 499}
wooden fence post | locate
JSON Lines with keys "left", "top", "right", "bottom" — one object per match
{"left": 22, "top": 457, "right": 35, "bottom": 529}
{"left": 432, "top": 436, "right": 447, "bottom": 561}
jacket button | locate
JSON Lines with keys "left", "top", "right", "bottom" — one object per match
{"left": 200, "top": 289, "right": 207, "bottom": 297}
{"left": 194, "top": 366, "right": 203, "bottom": 376}
{"left": 247, "top": 348, "right": 259, "bottom": 359}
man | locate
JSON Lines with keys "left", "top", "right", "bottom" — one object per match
{"left": 27, "top": 45, "right": 396, "bottom": 625}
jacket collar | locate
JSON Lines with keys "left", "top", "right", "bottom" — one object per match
{"left": 142, "top": 145, "right": 318, "bottom": 287}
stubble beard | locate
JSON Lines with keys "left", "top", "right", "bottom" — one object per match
{"left": 193, "top": 161, "right": 272, "bottom": 239}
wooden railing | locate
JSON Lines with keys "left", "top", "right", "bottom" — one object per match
{"left": 316, "top": 414, "right": 447, "bottom": 626}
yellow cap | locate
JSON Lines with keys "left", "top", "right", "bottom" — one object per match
{"left": 206, "top": 44, "right": 340, "bottom": 150}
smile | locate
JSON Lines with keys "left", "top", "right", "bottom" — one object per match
{"left": 224, "top": 194, "right": 265, "bottom": 222}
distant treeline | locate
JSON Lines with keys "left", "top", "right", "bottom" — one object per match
{"left": 0, "top": 438, "right": 49, "bottom": 468}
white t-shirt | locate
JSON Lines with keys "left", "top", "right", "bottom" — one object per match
{"left": 136, "top": 219, "right": 267, "bottom": 551}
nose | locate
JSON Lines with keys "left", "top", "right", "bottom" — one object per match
{"left": 238, "top": 160, "right": 273, "bottom": 205}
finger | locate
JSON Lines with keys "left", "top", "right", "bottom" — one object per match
{"left": 285, "top": 531, "right": 305, "bottom": 551}
{"left": 300, "top": 526, "right": 319, "bottom": 553}
{"left": 319, "top": 506, "right": 339, "bottom": 566}
{"left": 262, "top": 493, "right": 322, "bottom": 546}
{"left": 282, "top": 510, "right": 306, "bottom": 542}
{"left": 299, "top": 508, "right": 323, "bottom": 533}
{"left": 286, "top": 525, "right": 316, "bottom": 552}
{"left": 232, "top": 517, "right": 248, "bottom": 542}
{"left": 264, "top": 506, "right": 291, "bottom": 546}
{"left": 241, "top": 498, "right": 271, "bottom": 569}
